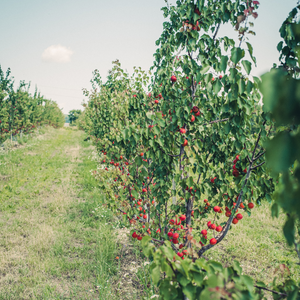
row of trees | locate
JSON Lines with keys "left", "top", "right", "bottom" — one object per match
{"left": 81, "top": 1, "right": 300, "bottom": 299}
{"left": 0, "top": 66, "right": 65, "bottom": 144}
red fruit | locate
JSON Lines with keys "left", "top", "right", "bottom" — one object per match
{"left": 120, "top": 156, "right": 123, "bottom": 159}
{"left": 210, "top": 238, "right": 217, "bottom": 245}
{"left": 233, "top": 164, "right": 237, "bottom": 170}
{"left": 243, "top": 168, "right": 247, "bottom": 173}
{"left": 169, "top": 219, "right": 175, "bottom": 225}
{"left": 133, "top": 94, "right": 137, "bottom": 98}
{"left": 156, "top": 229, "right": 160, "bottom": 233}
{"left": 207, "top": 221, "right": 212, "bottom": 228}
{"left": 177, "top": 252, "right": 183, "bottom": 258}
{"left": 180, "top": 128, "right": 186, "bottom": 134}
{"left": 225, "top": 211, "right": 231, "bottom": 217}
{"left": 240, "top": 203, "right": 245, "bottom": 209}
{"left": 167, "top": 232, "right": 173, "bottom": 238}
{"left": 179, "top": 215, "right": 186, "bottom": 221}
{"left": 172, "top": 238, "right": 179, "bottom": 244}
{"left": 154, "top": 100, "right": 159, "bottom": 104}
{"left": 210, "top": 224, "right": 217, "bottom": 230}
{"left": 213, "top": 206, "right": 220, "bottom": 212}
{"left": 212, "top": 77, "right": 215, "bottom": 81}
{"left": 183, "top": 139, "right": 188, "bottom": 147}
{"left": 248, "top": 203, "right": 254, "bottom": 209}
{"left": 143, "top": 214, "right": 147, "bottom": 219}
{"left": 179, "top": 244, "right": 184, "bottom": 249}
{"left": 232, "top": 218, "right": 238, "bottom": 224}
{"left": 195, "top": 111, "right": 201, "bottom": 116}
{"left": 236, "top": 213, "right": 243, "bottom": 220}
{"left": 233, "top": 170, "right": 239, "bottom": 177}
{"left": 216, "top": 225, "right": 222, "bottom": 232}
{"left": 171, "top": 75, "right": 177, "bottom": 83}
{"left": 236, "top": 155, "right": 240, "bottom": 161}
{"left": 142, "top": 188, "right": 147, "bottom": 193}
{"left": 191, "top": 115, "right": 195, "bottom": 122}
{"left": 132, "top": 232, "right": 138, "bottom": 238}
{"left": 173, "top": 233, "right": 179, "bottom": 239}
{"left": 192, "top": 106, "right": 199, "bottom": 113}
{"left": 140, "top": 152, "right": 144, "bottom": 156}
{"left": 201, "top": 229, "right": 207, "bottom": 236}
{"left": 210, "top": 177, "right": 217, "bottom": 183}
{"left": 137, "top": 236, "right": 143, "bottom": 240}
{"left": 219, "top": 75, "right": 223, "bottom": 79}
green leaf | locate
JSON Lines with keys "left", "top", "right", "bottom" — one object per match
{"left": 213, "top": 80, "right": 222, "bottom": 94}
{"left": 231, "top": 47, "right": 245, "bottom": 65}
{"left": 241, "top": 60, "right": 252, "bottom": 75}
{"left": 246, "top": 42, "right": 257, "bottom": 66}
{"left": 283, "top": 217, "right": 295, "bottom": 246}
{"left": 220, "top": 56, "right": 228, "bottom": 73}
{"left": 200, "top": 65, "right": 210, "bottom": 74}
{"left": 151, "top": 265, "right": 161, "bottom": 285}
{"left": 233, "top": 260, "right": 242, "bottom": 275}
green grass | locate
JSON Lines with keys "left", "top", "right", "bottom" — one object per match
{"left": 0, "top": 127, "right": 120, "bottom": 299}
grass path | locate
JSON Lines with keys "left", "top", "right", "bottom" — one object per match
{"left": 0, "top": 128, "right": 119, "bottom": 299}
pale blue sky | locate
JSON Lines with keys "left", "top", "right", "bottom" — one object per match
{"left": 0, "top": 0, "right": 298, "bottom": 113}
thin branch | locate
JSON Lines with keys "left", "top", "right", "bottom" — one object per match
{"left": 198, "top": 121, "right": 266, "bottom": 257}
{"left": 294, "top": 241, "right": 300, "bottom": 264}
{"left": 253, "top": 151, "right": 265, "bottom": 162}
{"left": 213, "top": 23, "right": 221, "bottom": 40}
{"left": 254, "top": 285, "right": 287, "bottom": 297}
{"left": 251, "top": 161, "right": 265, "bottom": 170}
{"left": 203, "top": 118, "right": 229, "bottom": 126}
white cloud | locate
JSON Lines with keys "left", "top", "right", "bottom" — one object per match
{"left": 42, "top": 44, "right": 73, "bottom": 63}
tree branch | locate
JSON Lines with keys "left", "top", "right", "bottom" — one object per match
{"left": 254, "top": 285, "right": 287, "bottom": 297}
{"left": 251, "top": 161, "right": 265, "bottom": 170}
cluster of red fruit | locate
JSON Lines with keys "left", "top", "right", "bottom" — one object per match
{"left": 232, "top": 155, "right": 247, "bottom": 177}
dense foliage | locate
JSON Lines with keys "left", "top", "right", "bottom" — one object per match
{"left": 0, "top": 66, "right": 65, "bottom": 144}
{"left": 82, "top": 1, "right": 300, "bottom": 299}
{"left": 68, "top": 109, "right": 82, "bottom": 125}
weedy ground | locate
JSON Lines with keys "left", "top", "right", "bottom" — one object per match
{"left": 0, "top": 127, "right": 299, "bottom": 300}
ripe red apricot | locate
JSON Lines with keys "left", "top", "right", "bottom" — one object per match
{"left": 201, "top": 229, "right": 207, "bottom": 236}
{"left": 132, "top": 232, "right": 137, "bottom": 238}
{"left": 167, "top": 232, "right": 173, "bottom": 238}
{"left": 232, "top": 218, "right": 238, "bottom": 224}
{"left": 216, "top": 225, "right": 222, "bottom": 232}
{"left": 173, "top": 233, "right": 179, "bottom": 239}
{"left": 233, "top": 169, "right": 240, "bottom": 177}
{"left": 177, "top": 252, "right": 183, "bottom": 257}
{"left": 191, "top": 115, "right": 195, "bottom": 122}
{"left": 179, "top": 215, "right": 186, "bottom": 221}
{"left": 172, "top": 238, "right": 179, "bottom": 244}
{"left": 207, "top": 221, "right": 212, "bottom": 228}
{"left": 210, "top": 224, "right": 217, "bottom": 230}
{"left": 142, "top": 188, "right": 147, "bottom": 193}
{"left": 210, "top": 238, "right": 217, "bottom": 245}
{"left": 248, "top": 202, "right": 254, "bottom": 209}
{"left": 180, "top": 128, "right": 186, "bottom": 134}
{"left": 195, "top": 111, "right": 201, "bottom": 116}
{"left": 137, "top": 236, "right": 142, "bottom": 241}
{"left": 225, "top": 211, "right": 231, "bottom": 217}
{"left": 154, "top": 100, "right": 159, "bottom": 104}
{"left": 236, "top": 213, "right": 243, "bottom": 220}
{"left": 213, "top": 206, "right": 221, "bottom": 212}
{"left": 183, "top": 139, "right": 188, "bottom": 147}
{"left": 171, "top": 75, "right": 177, "bottom": 82}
